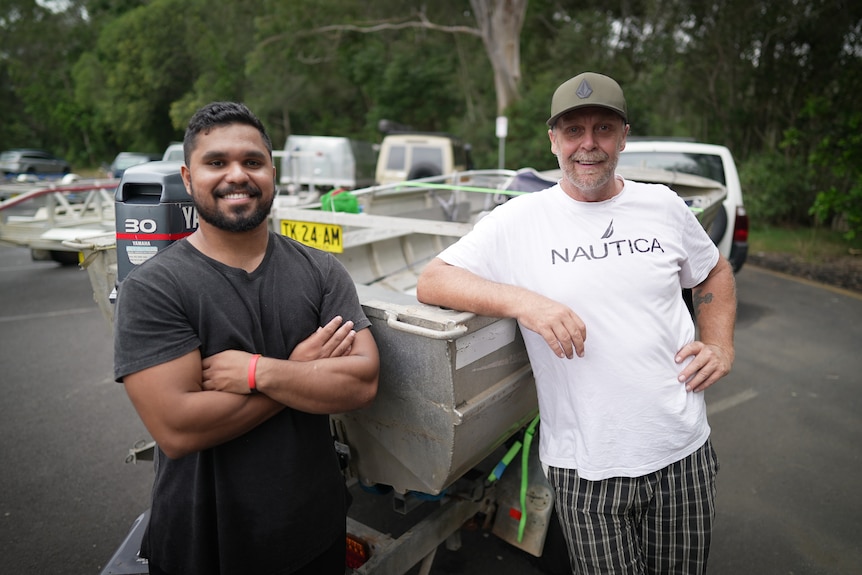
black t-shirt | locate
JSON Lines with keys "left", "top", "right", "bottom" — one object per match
{"left": 114, "top": 232, "right": 370, "bottom": 574}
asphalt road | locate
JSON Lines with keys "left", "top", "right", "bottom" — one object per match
{"left": 0, "top": 245, "right": 151, "bottom": 574}
{"left": 1, "top": 242, "right": 860, "bottom": 574}
{"left": 707, "top": 269, "right": 862, "bottom": 574}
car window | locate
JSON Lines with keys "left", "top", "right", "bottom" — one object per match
{"left": 410, "top": 147, "right": 443, "bottom": 171}
{"left": 115, "top": 155, "right": 148, "bottom": 169}
{"left": 162, "top": 146, "right": 184, "bottom": 162}
{"left": 385, "top": 145, "right": 406, "bottom": 170}
{"left": 618, "top": 152, "right": 726, "bottom": 185}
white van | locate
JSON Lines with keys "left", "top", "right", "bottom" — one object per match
{"left": 280, "top": 135, "right": 376, "bottom": 192}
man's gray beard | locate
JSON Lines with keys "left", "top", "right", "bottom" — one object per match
{"left": 558, "top": 153, "right": 618, "bottom": 195}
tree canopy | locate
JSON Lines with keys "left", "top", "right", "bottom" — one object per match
{"left": 2, "top": 0, "right": 860, "bottom": 234}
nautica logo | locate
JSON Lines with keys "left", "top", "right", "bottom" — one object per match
{"left": 601, "top": 219, "right": 614, "bottom": 239}
{"left": 550, "top": 220, "right": 665, "bottom": 264}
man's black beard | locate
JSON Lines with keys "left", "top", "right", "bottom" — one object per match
{"left": 191, "top": 181, "right": 274, "bottom": 233}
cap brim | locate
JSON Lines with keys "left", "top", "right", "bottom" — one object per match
{"left": 547, "top": 104, "right": 627, "bottom": 126}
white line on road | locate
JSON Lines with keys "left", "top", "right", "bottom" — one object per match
{"left": 0, "top": 307, "right": 96, "bottom": 323}
{"left": 707, "top": 388, "right": 759, "bottom": 416}
{"left": 0, "top": 263, "right": 64, "bottom": 273}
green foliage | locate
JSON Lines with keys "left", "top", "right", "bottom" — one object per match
{"left": 0, "top": 0, "right": 96, "bottom": 164}
{"left": 73, "top": 0, "right": 195, "bottom": 153}
{"left": 0, "top": 0, "right": 860, "bottom": 251}
{"left": 811, "top": 184, "right": 862, "bottom": 240}
{"left": 738, "top": 151, "right": 818, "bottom": 227}
{"left": 373, "top": 46, "right": 465, "bottom": 132}
{"left": 808, "top": 111, "right": 862, "bottom": 239}
{"left": 500, "top": 75, "right": 558, "bottom": 171}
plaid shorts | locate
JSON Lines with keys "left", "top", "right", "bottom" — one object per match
{"left": 547, "top": 438, "right": 719, "bottom": 574}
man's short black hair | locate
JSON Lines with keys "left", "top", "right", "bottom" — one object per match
{"left": 183, "top": 102, "right": 273, "bottom": 164}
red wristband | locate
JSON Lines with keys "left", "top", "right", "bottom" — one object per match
{"left": 248, "top": 354, "right": 262, "bottom": 394}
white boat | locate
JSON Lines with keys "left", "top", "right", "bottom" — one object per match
{"left": 80, "top": 165, "right": 727, "bottom": 570}
{"left": 67, "top": 165, "right": 725, "bottom": 494}
{"left": 0, "top": 178, "right": 118, "bottom": 264}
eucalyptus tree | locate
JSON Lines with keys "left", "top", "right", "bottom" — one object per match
{"left": 253, "top": 0, "right": 526, "bottom": 114}
{"left": 246, "top": 0, "right": 528, "bottom": 165}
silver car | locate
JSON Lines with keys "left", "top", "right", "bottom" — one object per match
{"left": 0, "top": 149, "right": 71, "bottom": 177}
{"left": 108, "top": 152, "right": 161, "bottom": 178}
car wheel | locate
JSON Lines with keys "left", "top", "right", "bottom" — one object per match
{"left": 50, "top": 250, "right": 80, "bottom": 266}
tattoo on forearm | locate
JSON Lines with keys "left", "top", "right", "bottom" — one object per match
{"left": 692, "top": 290, "right": 714, "bottom": 317}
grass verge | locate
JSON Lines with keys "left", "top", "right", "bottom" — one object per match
{"left": 749, "top": 226, "right": 862, "bottom": 262}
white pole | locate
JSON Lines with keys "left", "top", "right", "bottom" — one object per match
{"left": 496, "top": 116, "right": 508, "bottom": 169}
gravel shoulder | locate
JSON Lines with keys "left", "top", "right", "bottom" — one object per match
{"left": 746, "top": 252, "right": 862, "bottom": 294}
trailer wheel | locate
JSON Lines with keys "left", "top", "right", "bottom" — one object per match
{"left": 533, "top": 507, "right": 570, "bottom": 574}
{"left": 50, "top": 250, "right": 80, "bottom": 266}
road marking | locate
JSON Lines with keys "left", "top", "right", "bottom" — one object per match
{"left": 0, "top": 307, "right": 96, "bottom": 323}
{"left": 0, "top": 263, "right": 66, "bottom": 273}
{"left": 707, "top": 388, "right": 758, "bottom": 415}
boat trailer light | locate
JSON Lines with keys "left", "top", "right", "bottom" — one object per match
{"left": 345, "top": 533, "right": 371, "bottom": 569}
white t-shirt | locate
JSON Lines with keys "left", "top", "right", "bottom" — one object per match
{"left": 437, "top": 178, "right": 720, "bottom": 480}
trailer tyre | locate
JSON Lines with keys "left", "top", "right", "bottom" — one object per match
{"left": 50, "top": 250, "right": 80, "bottom": 266}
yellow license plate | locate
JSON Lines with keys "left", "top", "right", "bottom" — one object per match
{"left": 280, "top": 220, "right": 344, "bottom": 253}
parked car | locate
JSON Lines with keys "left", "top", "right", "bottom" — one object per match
{"left": 108, "top": 152, "right": 161, "bottom": 179}
{"left": 618, "top": 139, "right": 749, "bottom": 272}
{"left": 0, "top": 149, "right": 71, "bottom": 177}
{"left": 161, "top": 143, "right": 184, "bottom": 162}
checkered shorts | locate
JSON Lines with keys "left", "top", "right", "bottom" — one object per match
{"left": 547, "top": 439, "right": 719, "bottom": 574}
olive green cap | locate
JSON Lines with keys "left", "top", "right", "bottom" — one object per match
{"left": 547, "top": 72, "right": 628, "bottom": 126}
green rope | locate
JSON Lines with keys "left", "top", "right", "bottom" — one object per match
{"left": 518, "top": 414, "right": 541, "bottom": 542}
{"left": 487, "top": 440, "right": 522, "bottom": 484}
{"left": 394, "top": 180, "right": 527, "bottom": 196}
